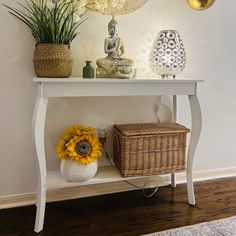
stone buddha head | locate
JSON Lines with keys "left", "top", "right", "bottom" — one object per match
{"left": 108, "top": 17, "right": 118, "bottom": 37}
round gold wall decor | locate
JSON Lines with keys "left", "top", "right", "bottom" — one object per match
{"left": 86, "top": 0, "right": 149, "bottom": 16}
{"left": 187, "top": 0, "right": 215, "bottom": 10}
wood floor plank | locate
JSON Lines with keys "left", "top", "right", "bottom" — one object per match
{"left": 0, "top": 177, "right": 236, "bottom": 236}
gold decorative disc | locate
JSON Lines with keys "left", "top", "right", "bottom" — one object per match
{"left": 187, "top": 0, "right": 216, "bottom": 10}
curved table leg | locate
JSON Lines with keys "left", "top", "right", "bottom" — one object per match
{"left": 171, "top": 95, "right": 177, "bottom": 188}
{"left": 32, "top": 88, "right": 48, "bottom": 233}
{"left": 187, "top": 94, "right": 202, "bottom": 205}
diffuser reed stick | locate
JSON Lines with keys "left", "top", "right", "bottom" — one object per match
{"left": 82, "top": 41, "right": 95, "bottom": 78}
{"left": 82, "top": 41, "right": 94, "bottom": 61}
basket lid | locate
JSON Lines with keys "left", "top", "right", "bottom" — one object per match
{"left": 114, "top": 122, "right": 190, "bottom": 136}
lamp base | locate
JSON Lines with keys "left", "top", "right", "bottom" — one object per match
{"left": 161, "top": 75, "right": 176, "bottom": 79}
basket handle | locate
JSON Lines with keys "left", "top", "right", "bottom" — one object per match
{"left": 114, "top": 135, "right": 120, "bottom": 152}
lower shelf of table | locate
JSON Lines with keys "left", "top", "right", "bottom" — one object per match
{"left": 47, "top": 165, "right": 152, "bottom": 189}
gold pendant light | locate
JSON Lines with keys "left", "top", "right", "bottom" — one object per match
{"left": 86, "top": 0, "right": 149, "bottom": 16}
{"left": 187, "top": 0, "right": 215, "bottom": 10}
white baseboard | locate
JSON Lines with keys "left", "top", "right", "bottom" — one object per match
{"left": 163, "top": 166, "right": 236, "bottom": 184}
{"left": 1, "top": 166, "right": 236, "bottom": 210}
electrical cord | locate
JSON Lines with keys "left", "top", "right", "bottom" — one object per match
{"left": 98, "top": 95, "right": 162, "bottom": 199}
{"left": 153, "top": 96, "right": 162, "bottom": 123}
{"left": 103, "top": 144, "right": 159, "bottom": 198}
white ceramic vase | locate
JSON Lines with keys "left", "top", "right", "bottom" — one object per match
{"left": 60, "top": 159, "right": 98, "bottom": 182}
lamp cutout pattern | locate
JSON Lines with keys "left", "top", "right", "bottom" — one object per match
{"left": 149, "top": 30, "right": 186, "bottom": 78}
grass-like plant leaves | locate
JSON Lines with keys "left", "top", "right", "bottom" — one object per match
{"left": 3, "top": 0, "right": 85, "bottom": 44}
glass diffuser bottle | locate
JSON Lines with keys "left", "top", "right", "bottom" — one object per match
{"left": 83, "top": 61, "right": 94, "bottom": 78}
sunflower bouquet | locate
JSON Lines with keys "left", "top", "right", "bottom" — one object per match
{"left": 56, "top": 125, "right": 102, "bottom": 165}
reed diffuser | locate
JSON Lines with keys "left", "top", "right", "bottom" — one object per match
{"left": 82, "top": 41, "right": 95, "bottom": 78}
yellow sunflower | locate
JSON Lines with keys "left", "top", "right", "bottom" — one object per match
{"left": 65, "top": 134, "right": 102, "bottom": 165}
{"left": 56, "top": 138, "right": 69, "bottom": 160}
{"left": 56, "top": 125, "right": 102, "bottom": 165}
{"left": 63, "top": 125, "right": 96, "bottom": 139}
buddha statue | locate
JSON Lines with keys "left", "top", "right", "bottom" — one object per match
{"left": 96, "top": 17, "right": 135, "bottom": 79}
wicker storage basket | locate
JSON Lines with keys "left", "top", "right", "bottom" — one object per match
{"left": 114, "top": 122, "right": 190, "bottom": 177}
{"left": 33, "top": 44, "right": 73, "bottom": 78}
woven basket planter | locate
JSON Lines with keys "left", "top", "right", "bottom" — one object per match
{"left": 33, "top": 44, "right": 74, "bottom": 78}
{"left": 114, "top": 122, "right": 190, "bottom": 177}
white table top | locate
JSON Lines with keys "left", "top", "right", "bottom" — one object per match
{"left": 33, "top": 77, "right": 204, "bottom": 83}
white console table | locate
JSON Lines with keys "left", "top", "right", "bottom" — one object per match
{"left": 32, "top": 78, "right": 203, "bottom": 233}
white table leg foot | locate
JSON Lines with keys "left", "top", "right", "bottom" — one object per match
{"left": 171, "top": 173, "right": 176, "bottom": 188}
{"left": 187, "top": 94, "right": 202, "bottom": 206}
{"left": 34, "top": 184, "right": 46, "bottom": 233}
{"left": 187, "top": 171, "right": 195, "bottom": 206}
{"left": 32, "top": 90, "right": 48, "bottom": 233}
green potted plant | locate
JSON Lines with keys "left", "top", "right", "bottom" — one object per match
{"left": 4, "top": 0, "right": 86, "bottom": 78}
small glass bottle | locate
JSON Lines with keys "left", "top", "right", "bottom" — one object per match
{"left": 83, "top": 61, "right": 95, "bottom": 79}
{"left": 97, "top": 127, "right": 107, "bottom": 146}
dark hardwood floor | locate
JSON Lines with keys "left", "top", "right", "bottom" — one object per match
{"left": 1, "top": 177, "right": 236, "bottom": 236}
